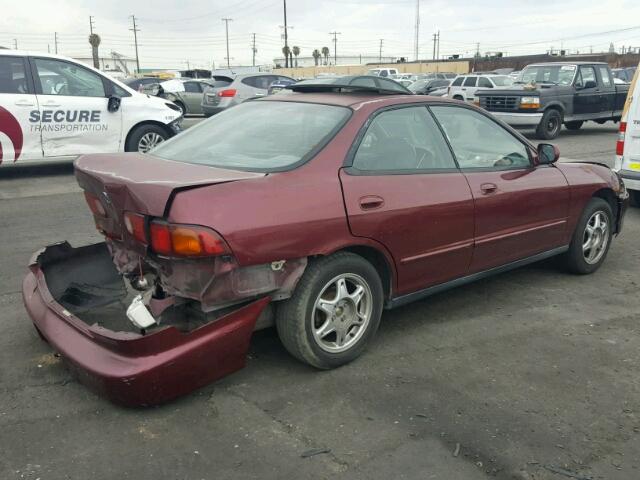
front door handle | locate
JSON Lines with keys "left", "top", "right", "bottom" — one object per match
{"left": 14, "top": 100, "right": 35, "bottom": 106}
{"left": 480, "top": 183, "right": 497, "bottom": 194}
{"left": 359, "top": 195, "right": 384, "bottom": 210}
{"left": 43, "top": 101, "right": 61, "bottom": 107}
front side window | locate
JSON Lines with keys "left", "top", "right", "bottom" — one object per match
{"left": 430, "top": 106, "right": 530, "bottom": 170}
{"left": 0, "top": 56, "right": 28, "bottom": 94}
{"left": 34, "top": 58, "right": 105, "bottom": 97}
{"left": 352, "top": 106, "right": 456, "bottom": 172}
{"left": 183, "top": 82, "right": 201, "bottom": 93}
{"left": 463, "top": 76, "right": 477, "bottom": 87}
{"left": 152, "top": 101, "right": 350, "bottom": 171}
{"left": 576, "top": 66, "right": 596, "bottom": 88}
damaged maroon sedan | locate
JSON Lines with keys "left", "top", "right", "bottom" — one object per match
{"left": 23, "top": 77, "right": 629, "bottom": 406}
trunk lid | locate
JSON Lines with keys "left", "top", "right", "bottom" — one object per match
{"left": 75, "top": 153, "right": 264, "bottom": 241}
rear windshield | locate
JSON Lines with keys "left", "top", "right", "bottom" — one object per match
{"left": 152, "top": 101, "right": 351, "bottom": 171}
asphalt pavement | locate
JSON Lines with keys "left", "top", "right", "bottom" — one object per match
{"left": 1, "top": 121, "right": 639, "bottom": 480}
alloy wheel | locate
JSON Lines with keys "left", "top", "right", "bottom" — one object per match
{"left": 138, "top": 132, "right": 165, "bottom": 153}
{"left": 582, "top": 211, "right": 609, "bottom": 264}
{"left": 312, "top": 273, "right": 373, "bottom": 353}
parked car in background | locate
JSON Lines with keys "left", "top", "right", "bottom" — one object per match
{"left": 268, "top": 78, "right": 296, "bottom": 94}
{"left": 201, "top": 73, "right": 295, "bottom": 116}
{"left": 123, "top": 76, "right": 163, "bottom": 92}
{"left": 448, "top": 74, "right": 514, "bottom": 102}
{"left": 420, "top": 72, "right": 457, "bottom": 80}
{"left": 367, "top": 68, "right": 399, "bottom": 78}
{"left": 23, "top": 77, "right": 627, "bottom": 405}
{"left": 614, "top": 64, "right": 640, "bottom": 206}
{"left": 408, "top": 78, "right": 451, "bottom": 95}
{"left": 476, "top": 62, "right": 630, "bottom": 139}
{"left": 612, "top": 67, "right": 637, "bottom": 83}
{"left": 428, "top": 87, "right": 449, "bottom": 97}
{"left": 157, "top": 79, "right": 215, "bottom": 115}
{"left": 509, "top": 70, "right": 522, "bottom": 80}
{"left": 0, "top": 50, "right": 183, "bottom": 164}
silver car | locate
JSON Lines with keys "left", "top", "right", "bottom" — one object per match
{"left": 160, "top": 79, "right": 215, "bottom": 115}
{"left": 201, "top": 73, "right": 295, "bottom": 117}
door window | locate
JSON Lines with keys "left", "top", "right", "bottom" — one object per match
{"left": 241, "top": 75, "right": 275, "bottom": 90}
{"left": 352, "top": 106, "right": 456, "bottom": 172}
{"left": 430, "top": 106, "right": 530, "bottom": 170}
{"left": 451, "top": 77, "right": 464, "bottom": 86}
{"left": 34, "top": 58, "right": 105, "bottom": 97}
{"left": 463, "top": 76, "right": 477, "bottom": 87}
{"left": 598, "top": 66, "right": 613, "bottom": 87}
{"left": 478, "top": 77, "right": 493, "bottom": 88}
{"left": 575, "top": 66, "right": 596, "bottom": 88}
{"left": 183, "top": 81, "right": 202, "bottom": 93}
{"left": 0, "top": 56, "right": 28, "bottom": 94}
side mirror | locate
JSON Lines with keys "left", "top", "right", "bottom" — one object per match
{"left": 537, "top": 143, "right": 560, "bottom": 164}
{"left": 107, "top": 96, "right": 121, "bottom": 113}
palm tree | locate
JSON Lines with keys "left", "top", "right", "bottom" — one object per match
{"left": 312, "top": 49, "right": 321, "bottom": 66}
{"left": 282, "top": 46, "right": 291, "bottom": 68}
{"left": 321, "top": 46, "right": 330, "bottom": 65}
{"left": 88, "top": 34, "right": 101, "bottom": 69}
{"left": 292, "top": 46, "right": 300, "bottom": 67}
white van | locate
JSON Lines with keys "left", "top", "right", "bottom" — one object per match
{"left": 614, "top": 63, "right": 640, "bottom": 206}
{"left": 367, "top": 68, "right": 399, "bottom": 78}
{"left": 0, "top": 51, "right": 183, "bottom": 166}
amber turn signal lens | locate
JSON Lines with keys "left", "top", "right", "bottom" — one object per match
{"left": 149, "top": 221, "right": 229, "bottom": 257}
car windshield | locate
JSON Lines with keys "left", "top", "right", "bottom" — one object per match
{"left": 151, "top": 101, "right": 351, "bottom": 171}
{"left": 518, "top": 65, "right": 576, "bottom": 85}
{"left": 490, "top": 76, "right": 514, "bottom": 86}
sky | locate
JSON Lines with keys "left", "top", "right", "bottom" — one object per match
{"left": 1, "top": 0, "right": 639, "bottom": 70}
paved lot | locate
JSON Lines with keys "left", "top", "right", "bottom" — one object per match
{"left": 2, "top": 122, "right": 639, "bottom": 480}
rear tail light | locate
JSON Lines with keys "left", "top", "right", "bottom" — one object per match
{"left": 149, "top": 220, "right": 229, "bottom": 257}
{"left": 123, "top": 212, "right": 147, "bottom": 244}
{"left": 218, "top": 88, "right": 237, "bottom": 97}
{"left": 616, "top": 121, "right": 627, "bottom": 156}
{"left": 84, "top": 192, "right": 106, "bottom": 217}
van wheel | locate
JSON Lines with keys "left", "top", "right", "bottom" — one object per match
{"left": 126, "top": 124, "right": 168, "bottom": 153}
{"left": 563, "top": 198, "right": 613, "bottom": 274}
{"left": 536, "top": 109, "right": 562, "bottom": 140}
{"left": 276, "top": 252, "right": 383, "bottom": 369}
{"left": 565, "top": 121, "right": 583, "bottom": 131}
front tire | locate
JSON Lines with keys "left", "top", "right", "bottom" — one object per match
{"left": 125, "top": 124, "right": 169, "bottom": 153}
{"left": 564, "top": 198, "right": 613, "bottom": 274}
{"left": 536, "top": 109, "right": 562, "bottom": 140}
{"left": 276, "top": 252, "right": 384, "bottom": 369}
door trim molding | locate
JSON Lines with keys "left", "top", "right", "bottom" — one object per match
{"left": 386, "top": 245, "right": 569, "bottom": 309}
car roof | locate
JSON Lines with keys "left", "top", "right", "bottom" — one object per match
{"left": 261, "top": 91, "right": 458, "bottom": 109}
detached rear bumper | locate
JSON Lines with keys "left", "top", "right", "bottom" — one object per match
{"left": 22, "top": 242, "right": 270, "bottom": 407}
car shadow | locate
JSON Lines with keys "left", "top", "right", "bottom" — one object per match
{"left": 0, "top": 162, "right": 74, "bottom": 179}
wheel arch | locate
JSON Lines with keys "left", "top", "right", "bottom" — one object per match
{"left": 592, "top": 187, "right": 620, "bottom": 232}
{"left": 124, "top": 120, "right": 174, "bottom": 152}
{"left": 544, "top": 102, "right": 565, "bottom": 116}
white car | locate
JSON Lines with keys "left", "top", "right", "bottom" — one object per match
{"left": 0, "top": 50, "right": 183, "bottom": 165}
{"left": 614, "top": 63, "right": 640, "bottom": 206}
{"left": 447, "top": 74, "right": 514, "bottom": 103}
{"left": 367, "top": 68, "right": 399, "bottom": 78}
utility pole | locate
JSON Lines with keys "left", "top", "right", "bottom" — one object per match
{"left": 432, "top": 33, "right": 437, "bottom": 60}
{"left": 379, "top": 38, "right": 383, "bottom": 63}
{"left": 13, "top": 39, "right": 17, "bottom": 49}
{"left": 414, "top": 0, "right": 420, "bottom": 61}
{"left": 54, "top": 32, "right": 58, "bottom": 54}
{"left": 222, "top": 18, "right": 233, "bottom": 69}
{"left": 283, "top": 0, "right": 289, "bottom": 68}
{"left": 251, "top": 33, "right": 257, "bottom": 67}
{"left": 47, "top": 44, "right": 50, "bottom": 53}
{"left": 330, "top": 31, "right": 341, "bottom": 66}
{"left": 129, "top": 16, "right": 140, "bottom": 74}
{"left": 89, "top": 15, "right": 95, "bottom": 35}
{"left": 436, "top": 31, "right": 440, "bottom": 61}
{"left": 185, "top": 60, "right": 190, "bottom": 70}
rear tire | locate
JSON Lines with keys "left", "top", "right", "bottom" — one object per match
{"left": 125, "top": 124, "right": 169, "bottom": 153}
{"left": 565, "top": 120, "right": 583, "bottom": 131}
{"left": 276, "top": 252, "right": 383, "bottom": 369}
{"left": 536, "top": 109, "right": 562, "bottom": 140}
{"left": 563, "top": 198, "right": 613, "bottom": 274}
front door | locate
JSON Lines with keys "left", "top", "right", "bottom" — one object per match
{"left": 340, "top": 105, "right": 475, "bottom": 296}
{"left": 430, "top": 104, "right": 570, "bottom": 273}
{"left": 31, "top": 57, "right": 122, "bottom": 157}
{"left": 574, "top": 65, "right": 601, "bottom": 116}
{"left": 0, "top": 55, "right": 42, "bottom": 163}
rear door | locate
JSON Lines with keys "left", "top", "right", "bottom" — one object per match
{"left": 596, "top": 65, "right": 616, "bottom": 115}
{"left": 182, "top": 81, "right": 204, "bottom": 113}
{"left": 460, "top": 76, "right": 477, "bottom": 101}
{"left": 31, "top": 56, "right": 122, "bottom": 157}
{"left": 339, "top": 105, "right": 475, "bottom": 296}
{"left": 0, "top": 55, "right": 42, "bottom": 163}
{"left": 430, "top": 104, "right": 570, "bottom": 272}
{"left": 574, "top": 65, "right": 601, "bottom": 116}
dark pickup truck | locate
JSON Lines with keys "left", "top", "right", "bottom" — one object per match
{"left": 475, "top": 62, "right": 629, "bottom": 139}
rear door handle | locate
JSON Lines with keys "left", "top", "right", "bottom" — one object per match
{"left": 359, "top": 195, "right": 384, "bottom": 210}
{"left": 480, "top": 183, "right": 497, "bottom": 194}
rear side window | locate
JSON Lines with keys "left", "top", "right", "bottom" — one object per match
{"left": 183, "top": 82, "right": 201, "bottom": 93}
{"left": 352, "top": 106, "right": 456, "bottom": 172}
{"left": 0, "top": 56, "right": 28, "bottom": 94}
{"left": 463, "top": 76, "right": 477, "bottom": 87}
{"left": 598, "top": 66, "right": 613, "bottom": 87}
{"left": 431, "top": 106, "right": 530, "bottom": 170}
{"left": 451, "top": 77, "right": 464, "bottom": 86}
{"left": 241, "top": 75, "right": 275, "bottom": 89}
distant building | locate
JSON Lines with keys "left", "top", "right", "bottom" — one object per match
{"left": 273, "top": 55, "right": 397, "bottom": 68}
{"left": 74, "top": 52, "right": 138, "bottom": 77}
